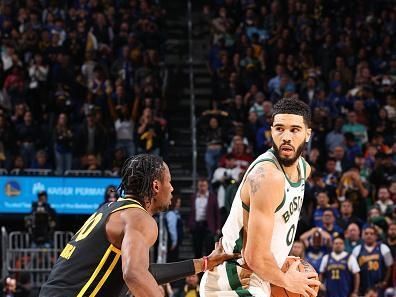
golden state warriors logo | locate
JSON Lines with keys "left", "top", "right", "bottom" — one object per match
{"left": 4, "top": 181, "right": 21, "bottom": 197}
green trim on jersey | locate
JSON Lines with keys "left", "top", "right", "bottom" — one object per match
{"left": 274, "top": 192, "right": 286, "bottom": 213}
{"left": 225, "top": 262, "right": 253, "bottom": 297}
{"left": 241, "top": 201, "right": 250, "bottom": 212}
{"left": 279, "top": 164, "right": 302, "bottom": 187}
{"left": 268, "top": 148, "right": 304, "bottom": 187}
{"left": 302, "top": 158, "right": 307, "bottom": 180}
{"left": 226, "top": 229, "right": 253, "bottom": 296}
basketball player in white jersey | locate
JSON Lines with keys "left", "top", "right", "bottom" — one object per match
{"left": 200, "top": 98, "right": 321, "bottom": 297}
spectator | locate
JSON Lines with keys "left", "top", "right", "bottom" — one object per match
{"left": 0, "top": 114, "right": 16, "bottom": 169}
{"left": 319, "top": 236, "right": 360, "bottom": 297}
{"left": 345, "top": 223, "right": 363, "bottom": 253}
{"left": 2, "top": 276, "right": 17, "bottom": 297}
{"left": 75, "top": 112, "right": 107, "bottom": 167}
{"left": 337, "top": 200, "right": 364, "bottom": 230}
{"left": 323, "top": 158, "right": 341, "bottom": 199}
{"left": 212, "top": 154, "right": 242, "bottom": 225}
{"left": 173, "top": 275, "right": 199, "bottom": 297}
{"left": 312, "top": 191, "right": 339, "bottom": 227}
{"left": 289, "top": 240, "right": 305, "bottom": 258}
{"left": 158, "top": 283, "right": 173, "bottom": 297}
{"left": 300, "top": 227, "right": 331, "bottom": 272}
{"left": 326, "top": 118, "right": 345, "bottom": 152}
{"left": 188, "top": 178, "right": 220, "bottom": 258}
{"left": 16, "top": 111, "right": 39, "bottom": 167}
{"left": 342, "top": 111, "right": 368, "bottom": 148}
{"left": 220, "top": 135, "right": 253, "bottom": 171}
{"left": 53, "top": 113, "right": 73, "bottom": 175}
{"left": 25, "top": 191, "right": 56, "bottom": 248}
{"left": 331, "top": 146, "right": 351, "bottom": 174}
{"left": 364, "top": 207, "right": 389, "bottom": 240}
{"left": 337, "top": 167, "right": 369, "bottom": 220}
{"left": 386, "top": 223, "right": 396, "bottom": 293}
{"left": 321, "top": 208, "right": 344, "bottom": 238}
{"left": 27, "top": 53, "right": 49, "bottom": 120}
{"left": 99, "top": 185, "right": 119, "bottom": 208}
{"left": 375, "top": 186, "right": 394, "bottom": 217}
{"left": 370, "top": 152, "right": 395, "bottom": 189}
{"left": 344, "top": 133, "right": 362, "bottom": 164}
{"left": 107, "top": 89, "right": 136, "bottom": 157}
{"left": 224, "top": 170, "right": 245, "bottom": 218}
{"left": 202, "top": 116, "right": 225, "bottom": 178}
{"left": 31, "top": 150, "right": 51, "bottom": 170}
{"left": 165, "top": 196, "right": 183, "bottom": 263}
{"left": 136, "top": 107, "right": 162, "bottom": 155}
{"left": 352, "top": 226, "right": 394, "bottom": 296}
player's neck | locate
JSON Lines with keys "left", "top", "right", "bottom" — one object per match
{"left": 281, "top": 162, "right": 300, "bottom": 182}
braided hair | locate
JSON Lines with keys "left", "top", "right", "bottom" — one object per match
{"left": 118, "top": 154, "right": 166, "bottom": 205}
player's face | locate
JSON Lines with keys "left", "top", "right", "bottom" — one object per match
{"left": 333, "top": 239, "right": 345, "bottom": 254}
{"left": 154, "top": 163, "right": 173, "bottom": 212}
{"left": 271, "top": 114, "right": 311, "bottom": 167}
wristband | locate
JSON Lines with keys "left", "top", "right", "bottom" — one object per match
{"left": 203, "top": 256, "right": 208, "bottom": 272}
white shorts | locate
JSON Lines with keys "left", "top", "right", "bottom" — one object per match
{"left": 199, "top": 261, "right": 270, "bottom": 297}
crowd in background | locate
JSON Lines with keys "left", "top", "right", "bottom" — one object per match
{"left": 0, "top": 0, "right": 168, "bottom": 176}
{"left": 193, "top": 0, "right": 395, "bottom": 296}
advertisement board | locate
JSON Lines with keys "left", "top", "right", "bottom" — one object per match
{"left": 0, "top": 176, "right": 120, "bottom": 214}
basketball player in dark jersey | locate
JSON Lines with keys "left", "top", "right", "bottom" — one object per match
{"left": 40, "top": 154, "right": 240, "bottom": 297}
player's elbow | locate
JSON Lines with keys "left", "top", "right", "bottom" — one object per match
{"left": 123, "top": 267, "right": 146, "bottom": 287}
{"left": 244, "top": 250, "right": 256, "bottom": 271}
{"left": 244, "top": 249, "right": 260, "bottom": 271}
{"left": 244, "top": 248, "right": 271, "bottom": 272}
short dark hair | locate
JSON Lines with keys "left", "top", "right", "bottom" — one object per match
{"left": 272, "top": 98, "right": 311, "bottom": 127}
{"left": 118, "top": 154, "right": 166, "bottom": 204}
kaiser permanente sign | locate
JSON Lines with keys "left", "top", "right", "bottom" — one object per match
{"left": 0, "top": 176, "right": 120, "bottom": 214}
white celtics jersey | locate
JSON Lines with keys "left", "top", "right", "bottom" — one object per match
{"left": 209, "top": 149, "right": 307, "bottom": 295}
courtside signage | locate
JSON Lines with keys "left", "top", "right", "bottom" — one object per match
{"left": 0, "top": 176, "right": 119, "bottom": 214}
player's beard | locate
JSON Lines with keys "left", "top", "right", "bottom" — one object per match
{"left": 273, "top": 140, "right": 305, "bottom": 167}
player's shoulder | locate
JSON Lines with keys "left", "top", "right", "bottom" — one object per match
{"left": 247, "top": 161, "right": 284, "bottom": 183}
{"left": 119, "top": 205, "right": 155, "bottom": 226}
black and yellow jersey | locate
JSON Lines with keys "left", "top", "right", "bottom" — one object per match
{"left": 40, "top": 198, "right": 146, "bottom": 297}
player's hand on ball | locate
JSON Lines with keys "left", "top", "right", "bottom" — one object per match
{"left": 206, "top": 238, "right": 240, "bottom": 270}
{"left": 284, "top": 260, "right": 321, "bottom": 297}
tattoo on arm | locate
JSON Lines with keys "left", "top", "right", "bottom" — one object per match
{"left": 248, "top": 166, "right": 265, "bottom": 195}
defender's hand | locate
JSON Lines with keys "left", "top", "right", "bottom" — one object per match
{"left": 240, "top": 265, "right": 253, "bottom": 289}
{"left": 206, "top": 238, "right": 240, "bottom": 270}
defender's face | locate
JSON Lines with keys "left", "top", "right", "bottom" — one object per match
{"left": 271, "top": 114, "right": 311, "bottom": 166}
{"left": 154, "top": 163, "right": 173, "bottom": 212}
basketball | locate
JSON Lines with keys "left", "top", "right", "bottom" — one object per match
{"left": 270, "top": 257, "right": 320, "bottom": 297}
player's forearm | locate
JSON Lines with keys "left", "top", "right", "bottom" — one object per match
{"left": 125, "top": 270, "right": 163, "bottom": 297}
{"left": 149, "top": 259, "right": 198, "bottom": 285}
{"left": 245, "top": 252, "right": 287, "bottom": 288}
